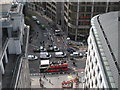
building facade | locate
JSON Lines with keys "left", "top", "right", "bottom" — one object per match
{"left": 27, "top": 1, "right": 62, "bottom": 27}
{"left": 0, "top": 1, "right": 31, "bottom": 89}
{"left": 84, "top": 11, "right": 119, "bottom": 89}
{"left": 63, "top": 1, "right": 120, "bottom": 41}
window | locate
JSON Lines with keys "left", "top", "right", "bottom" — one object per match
{"left": 91, "top": 45, "right": 93, "bottom": 50}
{"left": 97, "top": 67, "right": 100, "bottom": 73}
{"left": 90, "top": 56, "right": 92, "bottom": 62}
{"left": 86, "top": 6, "right": 91, "bottom": 12}
{"left": 99, "top": 75, "right": 102, "bottom": 83}
{"left": 91, "top": 81, "right": 93, "bottom": 87}
{"left": 93, "top": 70, "right": 95, "bottom": 76}
{"left": 93, "top": 52, "right": 95, "bottom": 56}
{"left": 69, "top": 4, "right": 77, "bottom": 12}
{"left": 90, "top": 73, "right": 92, "bottom": 79}
{"left": 79, "top": 6, "right": 85, "bottom": 12}
{"left": 95, "top": 58, "right": 97, "bottom": 64}
{"left": 95, "top": 78, "right": 97, "bottom": 85}
{"left": 91, "top": 63, "right": 93, "bottom": 69}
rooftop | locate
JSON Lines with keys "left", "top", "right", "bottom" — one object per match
{"left": 91, "top": 11, "right": 119, "bottom": 88}
{"left": 0, "top": 0, "right": 13, "bottom": 4}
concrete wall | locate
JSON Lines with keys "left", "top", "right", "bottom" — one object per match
{"left": 15, "top": 58, "right": 31, "bottom": 88}
{"left": 8, "top": 38, "right": 22, "bottom": 54}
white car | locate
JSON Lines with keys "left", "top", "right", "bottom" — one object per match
{"left": 28, "top": 55, "right": 38, "bottom": 61}
{"left": 36, "top": 20, "right": 40, "bottom": 25}
{"left": 70, "top": 52, "right": 83, "bottom": 58}
{"left": 53, "top": 46, "right": 60, "bottom": 51}
{"left": 32, "top": 16, "right": 37, "bottom": 21}
{"left": 40, "top": 52, "right": 51, "bottom": 59}
{"left": 40, "top": 46, "right": 46, "bottom": 51}
{"left": 55, "top": 52, "right": 66, "bottom": 58}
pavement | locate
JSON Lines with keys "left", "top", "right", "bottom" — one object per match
{"left": 31, "top": 74, "right": 84, "bottom": 88}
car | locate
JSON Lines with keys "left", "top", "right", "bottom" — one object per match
{"left": 40, "top": 46, "right": 46, "bottom": 52}
{"left": 55, "top": 30, "right": 62, "bottom": 36}
{"left": 36, "top": 20, "right": 40, "bottom": 25}
{"left": 40, "top": 52, "right": 51, "bottom": 59}
{"left": 28, "top": 55, "right": 38, "bottom": 61}
{"left": 40, "top": 25, "right": 46, "bottom": 30}
{"left": 70, "top": 52, "right": 83, "bottom": 58}
{"left": 53, "top": 46, "right": 60, "bottom": 52}
{"left": 79, "top": 52, "right": 84, "bottom": 58}
{"left": 47, "top": 45, "right": 54, "bottom": 51}
{"left": 47, "top": 45, "right": 60, "bottom": 52}
{"left": 33, "top": 48, "right": 40, "bottom": 52}
{"left": 70, "top": 52, "right": 79, "bottom": 58}
{"left": 55, "top": 52, "right": 66, "bottom": 58}
{"left": 67, "top": 48, "right": 76, "bottom": 53}
{"left": 32, "top": 16, "right": 37, "bottom": 21}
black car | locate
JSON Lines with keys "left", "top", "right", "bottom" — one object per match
{"left": 67, "top": 48, "right": 76, "bottom": 53}
{"left": 33, "top": 48, "right": 40, "bottom": 52}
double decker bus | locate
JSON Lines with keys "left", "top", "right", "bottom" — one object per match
{"left": 40, "top": 60, "right": 68, "bottom": 73}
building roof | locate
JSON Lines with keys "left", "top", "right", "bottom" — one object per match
{"left": 0, "top": 0, "right": 13, "bottom": 4}
{"left": 91, "top": 11, "right": 119, "bottom": 88}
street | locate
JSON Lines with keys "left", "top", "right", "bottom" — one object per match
{"left": 27, "top": 10, "right": 87, "bottom": 88}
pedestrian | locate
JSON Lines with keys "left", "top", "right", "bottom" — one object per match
{"left": 49, "top": 79, "right": 51, "bottom": 83}
{"left": 73, "top": 61, "right": 76, "bottom": 66}
{"left": 43, "top": 75, "right": 46, "bottom": 79}
{"left": 39, "top": 77, "right": 41, "bottom": 82}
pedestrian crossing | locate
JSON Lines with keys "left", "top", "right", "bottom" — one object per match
{"left": 30, "top": 72, "right": 69, "bottom": 76}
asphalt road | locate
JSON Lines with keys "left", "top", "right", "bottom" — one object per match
{"left": 27, "top": 11, "right": 86, "bottom": 74}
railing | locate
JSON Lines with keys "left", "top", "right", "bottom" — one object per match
{"left": 0, "top": 38, "right": 9, "bottom": 61}
{"left": 10, "top": 53, "right": 24, "bottom": 88}
{"left": 10, "top": 25, "right": 29, "bottom": 88}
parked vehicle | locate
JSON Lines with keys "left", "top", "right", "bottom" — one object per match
{"left": 67, "top": 48, "right": 76, "bottom": 53}
{"left": 40, "top": 46, "right": 46, "bottom": 52}
{"left": 53, "top": 46, "right": 60, "bottom": 52}
{"left": 33, "top": 48, "right": 40, "bottom": 52}
{"left": 55, "top": 30, "right": 62, "bottom": 36}
{"left": 70, "top": 52, "right": 83, "bottom": 58}
{"left": 55, "top": 52, "right": 66, "bottom": 58}
{"left": 40, "top": 52, "right": 51, "bottom": 59}
{"left": 28, "top": 55, "right": 38, "bottom": 61}
{"left": 47, "top": 45, "right": 60, "bottom": 52}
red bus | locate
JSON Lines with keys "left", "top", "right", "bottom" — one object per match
{"left": 40, "top": 60, "right": 68, "bottom": 73}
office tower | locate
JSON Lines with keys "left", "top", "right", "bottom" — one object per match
{"left": 84, "top": 11, "right": 119, "bottom": 88}
{"left": 63, "top": 2, "right": 120, "bottom": 41}
{"left": 0, "top": 1, "right": 31, "bottom": 89}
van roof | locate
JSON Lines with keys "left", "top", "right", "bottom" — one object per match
{"left": 73, "top": 52, "right": 79, "bottom": 54}
{"left": 40, "top": 52, "right": 48, "bottom": 55}
{"left": 41, "top": 60, "right": 49, "bottom": 65}
{"left": 55, "top": 52, "right": 63, "bottom": 55}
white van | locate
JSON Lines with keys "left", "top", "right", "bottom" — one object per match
{"left": 40, "top": 52, "right": 51, "bottom": 59}
{"left": 55, "top": 52, "right": 66, "bottom": 58}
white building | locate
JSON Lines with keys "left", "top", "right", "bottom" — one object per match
{"left": 84, "top": 11, "right": 119, "bottom": 89}
{"left": 0, "top": 1, "right": 31, "bottom": 89}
